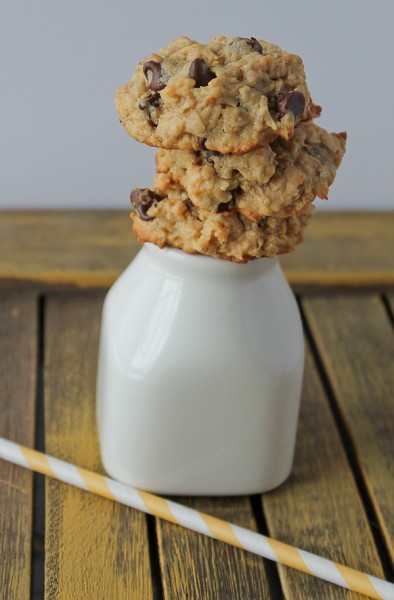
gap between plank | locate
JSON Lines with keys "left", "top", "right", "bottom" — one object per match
{"left": 147, "top": 516, "right": 164, "bottom": 600}
{"left": 250, "top": 495, "right": 284, "bottom": 599}
{"left": 31, "top": 296, "right": 45, "bottom": 600}
{"left": 298, "top": 298, "right": 394, "bottom": 583}
{"left": 381, "top": 295, "right": 394, "bottom": 327}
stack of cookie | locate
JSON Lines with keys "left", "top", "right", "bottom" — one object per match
{"left": 116, "top": 36, "right": 346, "bottom": 263}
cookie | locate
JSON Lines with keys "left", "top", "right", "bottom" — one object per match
{"left": 116, "top": 35, "right": 318, "bottom": 154}
{"left": 155, "top": 123, "right": 346, "bottom": 219}
{"left": 129, "top": 185, "right": 313, "bottom": 263}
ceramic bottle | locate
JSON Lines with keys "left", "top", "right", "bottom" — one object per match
{"left": 96, "top": 243, "right": 304, "bottom": 495}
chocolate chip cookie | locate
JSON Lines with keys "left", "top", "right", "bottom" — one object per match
{"left": 155, "top": 123, "right": 346, "bottom": 219}
{"left": 129, "top": 185, "right": 314, "bottom": 262}
{"left": 116, "top": 36, "right": 317, "bottom": 154}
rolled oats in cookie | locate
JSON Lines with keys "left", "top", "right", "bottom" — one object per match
{"left": 116, "top": 35, "right": 314, "bottom": 154}
{"left": 129, "top": 184, "right": 314, "bottom": 263}
{"left": 155, "top": 123, "right": 346, "bottom": 219}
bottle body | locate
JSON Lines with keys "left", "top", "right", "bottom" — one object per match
{"left": 96, "top": 244, "right": 304, "bottom": 495}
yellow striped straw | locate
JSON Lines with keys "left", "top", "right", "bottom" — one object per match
{"left": 0, "top": 437, "right": 392, "bottom": 600}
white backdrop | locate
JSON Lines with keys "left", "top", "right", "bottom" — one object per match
{"left": 1, "top": 0, "right": 393, "bottom": 210}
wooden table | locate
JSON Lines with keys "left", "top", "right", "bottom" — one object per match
{"left": 0, "top": 210, "right": 393, "bottom": 600}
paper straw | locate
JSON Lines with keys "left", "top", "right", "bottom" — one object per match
{"left": 0, "top": 437, "right": 392, "bottom": 600}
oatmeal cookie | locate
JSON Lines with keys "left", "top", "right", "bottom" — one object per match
{"left": 116, "top": 36, "right": 317, "bottom": 154}
{"left": 155, "top": 123, "right": 346, "bottom": 219}
{"left": 129, "top": 185, "right": 313, "bottom": 263}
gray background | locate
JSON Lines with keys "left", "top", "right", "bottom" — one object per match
{"left": 1, "top": 0, "right": 393, "bottom": 210}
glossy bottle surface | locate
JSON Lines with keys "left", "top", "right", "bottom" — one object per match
{"left": 96, "top": 244, "right": 304, "bottom": 495}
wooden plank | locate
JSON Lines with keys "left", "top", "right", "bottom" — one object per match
{"left": 44, "top": 294, "right": 153, "bottom": 600}
{"left": 0, "top": 211, "right": 136, "bottom": 289}
{"left": 156, "top": 496, "right": 272, "bottom": 599}
{"left": 280, "top": 210, "right": 394, "bottom": 288}
{"left": 0, "top": 211, "right": 393, "bottom": 289}
{"left": 0, "top": 293, "right": 37, "bottom": 600}
{"left": 263, "top": 344, "right": 385, "bottom": 599}
{"left": 303, "top": 295, "right": 394, "bottom": 565}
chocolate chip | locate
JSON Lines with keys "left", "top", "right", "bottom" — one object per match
{"left": 267, "top": 95, "right": 276, "bottom": 110}
{"left": 130, "top": 188, "right": 162, "bottom": 221}
{"left": 189, "top": 58, "right": 216, "bottom": 88}
{"left": 275, "top": 91, "right": 305, "bottom": 120}
{"left": 138, "top": 92, "right": 161, "bottom": 110}
{"left": 138, "top": 92, "right": 161, "bottom": 128}
{"left": 184, "top": 199, "right": 195, "bottom": 211}
{"left": 217, "top": 197, "right": 235, "bottom": 213}
{"left": 205, "top": 150, "right": 222, "bottom": 164}
{"left": 230, "top": 37, "right": 263, "bottom": 54}
{"left": 247, "top": 37, "right": 263, "bottom": 53}
{"left": 143, "top": 61, "right": 166, "bottom": 91}
{"left": 198, "top": 137, "right": 207, "bottom": 150}
{"left": 258, "top": 217, "right": 268, "bottom": 228}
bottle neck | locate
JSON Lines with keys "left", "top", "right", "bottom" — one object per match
{"left": 140, "top": 243, "right": 279, "bottom": 282}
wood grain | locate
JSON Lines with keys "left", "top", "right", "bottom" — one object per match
{"left": 263, "top": 344, "right": 385, "bottom": 599}
{"left": 0, "top": 294, "right": 37, "bottom": 600}
{"left": 303, "top": 295, "right": 394, "bottom": 566}
{"left": 156, "top": 496, "right": 272, "bottom": 599}
{"left": 44, "top": 294, "right": 153, "bottom": 600}
{"left": 0, "top": 211, "right": 393, "bottom": 289}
